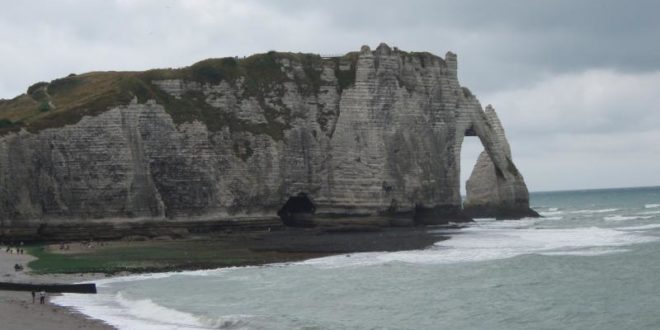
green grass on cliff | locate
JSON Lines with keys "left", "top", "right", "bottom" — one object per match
{"left": 0, "top": 51, "right": 360, "bottom": 138}
{"left": 24, "top": 238, "right": 319, "bottom": 274}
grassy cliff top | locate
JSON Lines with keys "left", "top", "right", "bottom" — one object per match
{"left": 0, "top": 48, "right": 444, "bottom": 136}
{"left": 0, "top": 51, "right": 357, "bottom": 136}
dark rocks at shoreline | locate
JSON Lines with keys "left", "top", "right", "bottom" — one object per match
{"left": 462, "top": 205, "right": 540, "bottom": 220}
{"left": 251, "top": 227, "right": 449, "bottom": 254}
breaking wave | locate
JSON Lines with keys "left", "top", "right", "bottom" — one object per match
{"left": 540, "top": 211, "right": 563, "bottom": 217}
{"left": 604, "top": 215, "right": 654, "bottom": 221}
{"left": 570, "top": 208, "right": 619, "bottom": 214}
{"left": 54, "top": 292, "right": 208, "bottom": 330}
{"left": 636, "top": 210, "right": 660, "bottom": 215}
{"left": 617, "top": 224, "right": 660, "bottom": 231}
{"left": 299, "top": 220, "right": 657, "bottom": 268}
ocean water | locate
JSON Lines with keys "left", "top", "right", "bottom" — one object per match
{"left": 55, "top": 186, "right": 660, "bottom": 330}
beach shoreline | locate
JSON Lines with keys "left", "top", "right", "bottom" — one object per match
{"left": 0, "top": 226, "right": 452, "bottom": 329}
{"left": 0, "top": 250, "right": 115, "bottom": 329}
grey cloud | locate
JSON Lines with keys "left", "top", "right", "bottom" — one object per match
{"left": 256, "top": 0, "right": 660, "bottom": 95}
{"left": 1, "top": 0, "right": 659, "bottom": 191}
{"left": 3, "top": 0, "right": 660, "bottom": 98}
{"left": 462, "top": 128, "right": 660, "bottom": 192}
{"left": 484, "top": 70, "right": 660, "bottom": 136}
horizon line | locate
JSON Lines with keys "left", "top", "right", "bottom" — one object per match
{"left": 529, "top": 184, "right": 660, "bottom": 194}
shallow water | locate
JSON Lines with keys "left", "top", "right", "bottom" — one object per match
{"left": 56, "top": 186, "right": 660, "bottom": 329}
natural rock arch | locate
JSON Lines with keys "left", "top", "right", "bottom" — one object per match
{"left": 460, "top": 105, "right": 539, "bottom": 219}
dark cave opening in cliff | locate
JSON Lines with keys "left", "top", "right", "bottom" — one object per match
{"left": 460, "top": 137, "right": 483, "bottom": 197}
{"left": 278, "top": 193, "right": 317, "bottom": 227}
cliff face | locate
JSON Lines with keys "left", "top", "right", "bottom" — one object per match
{"left": 0, "top": 43, "right": 536, "bottom": 237}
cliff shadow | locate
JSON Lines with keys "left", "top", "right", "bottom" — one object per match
{"left": 277, "top": 192, "right": 317, "bottom": 227}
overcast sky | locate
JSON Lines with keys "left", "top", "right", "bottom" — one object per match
{"left": 1, "top": 0, "right": 659, "bottom": 192}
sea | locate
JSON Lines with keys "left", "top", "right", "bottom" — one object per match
{"left": 54, "top": 186, "right": 660, "bottom": 330}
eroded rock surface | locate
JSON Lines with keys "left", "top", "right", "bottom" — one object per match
{"left": 0, "top": 44, "right": 536, "bottom": 238}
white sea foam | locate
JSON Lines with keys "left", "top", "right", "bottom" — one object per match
{"left": 540, "top": 211, "right": 563, "bottom": 217}
{"left": 54, "top": 292, "right": 212, "bottom": 330}
{"left": 570, "top": 208, "right": 619, "bottom": 214}
{"left": 604, "top": 215, "right": 653, "bottom": 221}
{"left": 473, "top": 217, "right": 496, "bottom": 221}
{"left": 54, "top": 265, "right": 288, "bottom": 330}
{"left": 617, "top": 223, "right": 660, "bottom": 231}
{"left": 541, "top": 216, "right": 564, "bottom": 220}
{"left": 637, "top": 210, "right": 660, "bottom": 215}
{"left": 90, "top": 265, "right": 273, "bottom": 287}
{"left": 473, "top": 217, "right": 539, "bottom": 229}
{"left": 91, "top": 271, "right": 187, "bottom": 287}
{"left": 548, "top": 207, "right": 559, "bottom": 212}
{"left": 538, "top": 248, "right": 630, "bottom": 256}
{"left": 645, "top": 203, "right": 660, "bottom": 209}
{"left": 299, "top": 221, "right": 658, "bottom": 268}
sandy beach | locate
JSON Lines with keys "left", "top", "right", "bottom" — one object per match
{"left": 0, "top": 247, "right": 115, "bottom": 330}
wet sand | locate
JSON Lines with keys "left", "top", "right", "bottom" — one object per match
{"left": 252, "top": 226, "right": 450, "bottom": 253}
{"left": 0, "top": 249, "right": 115, "bottom": 330}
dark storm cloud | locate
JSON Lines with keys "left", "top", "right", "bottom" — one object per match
{"left": 247, "top": 0, "right": 660, "bottom": 98}
{"left": 259, "top": 0, "right": 660, "bottom": 72}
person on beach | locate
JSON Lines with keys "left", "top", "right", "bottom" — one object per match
{"left": 31, "top": 291, "right": 35, "bottom": 303}
{"left": 39, "top": 291, "right": 46, "bottom": 304}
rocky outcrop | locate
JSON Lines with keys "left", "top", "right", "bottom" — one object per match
{"left": 463, "top": 105, "right": 539, "bottom": 219}
{"left": 0, "top": 43, "right": 536, "bottom": 239}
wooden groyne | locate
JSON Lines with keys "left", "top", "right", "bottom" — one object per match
{"left": 0, "top": 282, "right": 97, "bottom": 294}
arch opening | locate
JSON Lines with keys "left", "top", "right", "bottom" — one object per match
{"left": 459, "top": 136, "right": 484, "bottom": 198}
{"left": 277, "top": 192, "right": 317, "bottom": 227}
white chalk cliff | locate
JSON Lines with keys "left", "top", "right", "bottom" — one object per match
{"left": 0, "top": 43, "right": 537, "bottom": 239}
